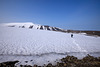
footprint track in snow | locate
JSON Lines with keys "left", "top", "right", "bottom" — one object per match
{"left": 72, "top": 38, "right": 88, "bottom": 53}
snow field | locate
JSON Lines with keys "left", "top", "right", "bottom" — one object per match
{"left": 0, "top": 25, "right": 100, "bottom": 66}
{"left": 0, "top": 26, "right": 90, "bottom": 55}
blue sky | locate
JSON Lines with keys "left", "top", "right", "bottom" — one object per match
{"left": 0, "top": 0, "right": 100, "bottom": 31}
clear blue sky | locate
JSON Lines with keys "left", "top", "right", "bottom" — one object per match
{"left": 0, "top": 0, "right": 100, "bottom": 31}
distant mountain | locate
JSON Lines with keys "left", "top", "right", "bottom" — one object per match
{"left": 4, "top": 22, "right": 67, "bottom": 32}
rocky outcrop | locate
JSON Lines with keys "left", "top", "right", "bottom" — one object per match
{"left": 0, "top": 55, "right": 100, "bottom": 67}
{"left": 0, "top": 61, "right": 19, "bottom": 67}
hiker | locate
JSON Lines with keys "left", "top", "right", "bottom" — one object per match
{"left": 71, "top": 34, "right": 73, "bottom": 38}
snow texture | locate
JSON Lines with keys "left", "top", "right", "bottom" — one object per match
{"left": 0, "top": 23, "right": 100, "bottom": 66}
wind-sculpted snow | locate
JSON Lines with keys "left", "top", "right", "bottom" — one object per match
{"left": 0, "top": 26, "right": 100, "bottom": 55}
{"left": 0, "top": 25, "right": 100, "bottom": 65}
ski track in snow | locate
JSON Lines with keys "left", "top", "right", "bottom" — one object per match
{"left": 72, "top": 38, "right": 89, "bottom": 57}
{"left": 72, "top": 38, "right": 87, "bottom": 53}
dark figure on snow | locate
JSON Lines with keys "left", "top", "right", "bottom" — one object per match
{"left": 71, "top": 34, "right": 73, "bottom": 38}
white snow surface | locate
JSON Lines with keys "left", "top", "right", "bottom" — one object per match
{"left": 0, "top": 23, "right": 100, "bottom": 66}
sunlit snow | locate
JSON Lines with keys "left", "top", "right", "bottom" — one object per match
{"left": 0, "top": 23, "right": 100, "bottom": 66}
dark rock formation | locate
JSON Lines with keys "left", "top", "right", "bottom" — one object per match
{"left": 22, "top": 26, "right": 25, "bottom": 28}
{"left": 29, "top": 25, "right": 33, "bottom": 29}
{"left": 40, "top": 26, "right": 43, "bottom": 30}
{"left": 0, "top": 60, "right": 19, "bottom": 67}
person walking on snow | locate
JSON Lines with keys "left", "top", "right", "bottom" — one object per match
{"left": 71, "top": 34, "right": 73, "bottom": 38}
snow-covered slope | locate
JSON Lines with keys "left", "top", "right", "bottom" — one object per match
{"left": 0, "top": 26, "right": 82, "bottom": 55}
{"left": 0, "top": 23, "right": 100, "bottom": 66}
